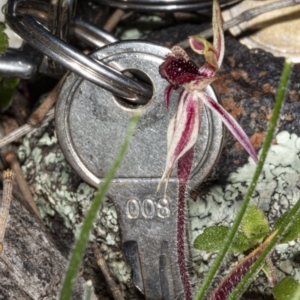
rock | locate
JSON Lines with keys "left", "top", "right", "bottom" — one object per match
{"left": 0, "top": 191, "right": 97, "bottom": 300}
{"left": 18, "top": 25, "right": 300, "bottom": 300}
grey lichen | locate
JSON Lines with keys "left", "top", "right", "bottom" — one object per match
{"left": 18, "top": 122, "right": 300, "bottom": 297}
{"left": 17, "top": 122, "right": 133, "bottom": 297}
{"left": 189, "top": 130, "right": 300, "bottom": 294}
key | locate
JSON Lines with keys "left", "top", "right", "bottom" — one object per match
{"left": 55, "top": 40, "right": 223, "bottom": 299}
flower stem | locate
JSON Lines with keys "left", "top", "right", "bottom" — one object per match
{"left": 178, "top": 182, "right": 193, "bottom": 300}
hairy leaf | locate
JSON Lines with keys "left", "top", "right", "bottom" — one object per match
{"left": 209, "top": 231, "right": 277, "bottom": 300}
{"left": 0, "top": 23, "right": 8, "bottom": 55}
{"left": 274, "top": 208, "right": 300, "bottom": 243}
{"left": 273, "top": 277, "right": 300, "bottom": 300}
{"left": 0, "top": 78, "right": 20, "bottom": 110}
{"left": 241, "top": 204, "right": 269, "bottom": 243}
{"left": 193, "top": 225, "right": 251, "bottom": 253}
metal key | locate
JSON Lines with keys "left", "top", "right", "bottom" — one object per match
{"left": 56, "top": 40, "right": 223, "bottom": 299}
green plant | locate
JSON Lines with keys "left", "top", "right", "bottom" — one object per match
{"left": 193, "top": 61, "right": 293, "bottom": 300}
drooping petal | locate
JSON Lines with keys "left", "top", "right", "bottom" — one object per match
{"left": 212, "top": 0, "right": 225, "bottom": 68}
{"left": 198, "top": 91, "right": 258, "bottom": 163}
{"left": 158, "top": 91, "right": 202, "bottom": 191}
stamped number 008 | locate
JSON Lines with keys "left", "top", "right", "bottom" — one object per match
{"left": 126, "top": 198, "right": 171, "bottom": 219}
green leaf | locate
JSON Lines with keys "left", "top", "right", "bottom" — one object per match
{"left": 0, "top": 87, "right": 15, "bottom": 109}
{"left": 274, "top": 208, "right": 300, "bottom": 243}
{"left": 273, "top": 277, "right": 300, "bottom": 300}
{"left": 2, "top": 77, "right": 19, "bottom": 89}
{"left": 0, "top": 22, "right": 8, "bottom": 55}
{"left": 241, "top": 204, "right": 269, "bottom": 243}
{"left": 0, "top": 77, "right": 20, "bottom": 110}
{"left": 193, "top": 225, "right": 251, "bottom": 253}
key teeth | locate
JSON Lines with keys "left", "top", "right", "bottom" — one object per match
{"left": 159, "top": 241, "right": 171, "bottom": 300}
{"left": 123, "top": 241, "right": 144, "bottom": 294}
{"left": 123, "top": 240, "right": 175, "bottom": 300}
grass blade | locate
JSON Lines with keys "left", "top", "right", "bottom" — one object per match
{"left": 228, "top": 198, "right": 300, "bottom": 300}
{"left": 193, "top": 61, "right": 292, "bottom": 300}
{"left": 59, "top": 112, "right": 140, "bottom": 300}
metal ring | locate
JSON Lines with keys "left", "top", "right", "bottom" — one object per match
{"left": 95, "top": 0, "right": 241, "bottom": 11}
{"left": 16, "top": 1, "right": 118, "bottom": 48}
{"left": 47, "top": 0, "right": 76, "bottom": 75}
{"left": 0, "top": 44, "right": 42, "bottom": 78}
{"left": 48, "top": 0, "right": 75, "bottom": 42}
{"left": 6, "top": 0, "right": 152, "bottom": 104}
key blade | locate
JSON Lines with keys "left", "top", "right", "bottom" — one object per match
{"left": 109, "top": 181, "right": 184, "bottom": 300}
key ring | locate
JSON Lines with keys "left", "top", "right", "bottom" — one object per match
{"left": 16, "top": 1, "right": 118, "bottom": 48}
{"left": 5, "top": 0, "right": 152, "bottom": 104}
{"left": 0, "top": 2, "right": 115, "bottom": 79}
{"left": 45, "top": 0, "right": 77, "bottom": 76}
{"left": 96, "top": 0, "right": 241, "bottom": 11}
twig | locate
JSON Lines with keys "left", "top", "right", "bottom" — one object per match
{"left": 28, "top": 75, "right": 65, "bottom": 127}
{"left": 0, "top": 170, "right": 15, "bottom": 272}
{"left": 178, "top": 0, "right": 300, "bottom": 48}
{"left": 0, "top": 75, "right": 65, "bottom": 149}
{"left": 4, "top": 151, "right": 42, "bottom": 221}
{"left": 265, "top": 256, "right": 278, "bottom": 287}
{"left": 0, "top": 170, "right": 14, "bottom": 251}
{"left": 93, "top": 245, "right": 125, "bottom": 300}
{"left": 0, "top": 252, "right": 14, "bottom": 272}
{"left": 103, "top": 9, "right": 126, "bottom": 32}
{"left": 0, "top": 109, "right": 54, "bottom": 149}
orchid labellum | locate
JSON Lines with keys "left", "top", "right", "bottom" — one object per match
{"left": 158, "top": 0, "right": 258, "bottom": 192}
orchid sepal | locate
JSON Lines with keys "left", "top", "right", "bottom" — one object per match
{"left": 198, "top": 91, "right": 258, "bottom": 163}
{"left": 212, "top": 0, "right": 225, "bottom": 68}
{"left": 157, "top": 90, "right": 202, "bottom": 192}
{"left": 158, "top": 0, "right": 257, "bottom": 194}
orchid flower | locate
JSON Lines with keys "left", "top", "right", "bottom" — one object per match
{"left": 158, "top": 0, "right": 258, "bottom": 192}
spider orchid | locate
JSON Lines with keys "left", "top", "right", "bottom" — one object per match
{"left": 158, "top": 0, "right": 258, "bottom": 191}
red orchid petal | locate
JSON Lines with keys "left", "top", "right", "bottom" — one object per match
{"left": 159, "top": 55, "right": 200, "bottom": 87}
{"left": 199, "top": 91, "right": 258, "bottom": 163}
{"left": 158, "top": 91, "right": 202, "bottom": 191}
{"left": 164, "top": 84, "right": 174, "bottom": 109}
{"left": 189, "top": 37, "right": 205, "bottom": 53}
{"left": 213, "top": 0, "right": 225, "bottom": 68}
{"left": 189, "top": 36, "right": 218, "bottom": 69}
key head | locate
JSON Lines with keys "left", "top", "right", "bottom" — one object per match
{"left": 56, "top": 41, "right": 222, "bottom": 191}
